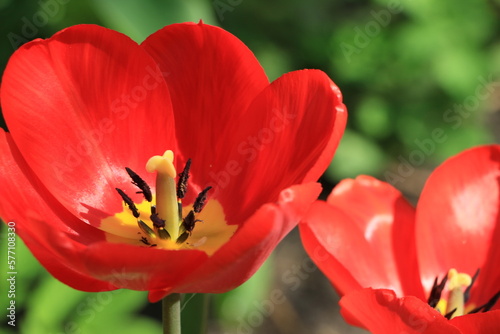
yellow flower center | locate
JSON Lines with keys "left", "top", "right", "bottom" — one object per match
{"left": 99, "top": 150, "right": 237, "bottom": 255}
{"left": 428, "top": 268, "right": 500, "bottom": 319}
{"left": 433, "top": 269, "right": 472, "bottom": 319}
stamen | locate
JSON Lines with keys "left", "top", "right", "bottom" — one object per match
{"left": 115, "top": 188, "right": 140, "bottom": 218}
{"left": 469, "top": 291, "right": 500, "bottom": 313}
{"left": 177, "top": 202, "right": 183, "bottom": 223}
{"left": 182, "top": 210, "right": 198, "bottom": 233}
{"left": 138, "top": 220, "right": 155, "bottom": 237}
{"left": 125, "top": 167, "right": 152, "bottom": 202}
{"left": 482, "top": 291, "right": 500, "bottom": 312}
{"left": 428, "top": 275, "right": 448, "bottom": 308}
{"left": 149, "top": 212, "right": 170, "bottom": 240}
{"left": 193, "top": 186, "right": 212, "bottom": 213}
{"left": 176, "top": 232, "right": 189, "bottom": 244}
{"left": 157, "top": 228, "right": 171, "bottom": 240}
{"left": 150, "top": 213, "right": 166, "bottom": 229}
{"left": 464, "top": 269, "right": 480, "bottom": 303}
{"left": 444, "top": 308, "right": 457, "bottom": 320}
{"left": 177, "top": 159, "right": 191, "bottom": 199}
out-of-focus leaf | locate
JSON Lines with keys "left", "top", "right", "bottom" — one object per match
{"left": 326, "top": 130, "right": 386, "bottom": 180}
{"left": 82, "top": 316, "right": 160, "bottom": 334}
{"left": 90, "top": 0, "right": 218, "bottom": 43}
{"left": 23, "top": 273, "right": 87, "bottom": 333}
{"left": 432, "top": 49, "right": 486, "bottom": 98}
{"left": 395, "top": 115, "right": 427, "bottom": 147}
{"left": 214, "top": 256, "right": 272, "bottom": 331}
{"left": 76, "top": 290, "right": 159, "bottom": 334}
{"left": 434, "top": 126, "right": 494, "bottom": 161}
{"left": 254, "top": 43, "right": 292, "bottom": 82}
{"left": 355, "top": 95, "right": 392, "bottom": 139}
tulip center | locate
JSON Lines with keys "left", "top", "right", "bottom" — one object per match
{"left": 99, "top": 150, "right": 237, "bottom": 255}
{"left": 145, "top": 150, "right": 188, "bottom": 242}
{"left": 428, "top": 268, "right": 500, "bottom": 319}
{"left": 432, "top": 269, "right": 471, "bottom": 319}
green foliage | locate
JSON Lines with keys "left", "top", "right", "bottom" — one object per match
{"left": 327, "top": 129, "right": 387, "bottom": 180}
{"left": 213, "top": 257, "right": 272, "bottom": 332}
{"left": 322, "top": 0, "right": 497, "bottom": 180}
{"left": 91, "top": 0, "right": 217, "bottom": 43}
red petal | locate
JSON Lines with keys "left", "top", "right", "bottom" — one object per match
{"left": 449, "top": 310, "right": 500, "bottom": 333}
{"left": 1, "top": 24, "right": 175, "bottom": 220}
{"left": 340, "top": 288, "right": 461, "bottom": 334}
{"left": 300, "top": 176, "right": 424, "bottom": 299}
{"left": 18, "top": 217, "right": 117, "bottom": 292}
{"left": 0, "top": 130, "right": 113, "bottom": 291}
{"left": 223, "top": 70, "right": 346, "bottom": 221}
{"left": 416, "top": 145, "right": 500, "bottom": 304}
{"left": 82, "top": 243, "right": 208, "bottom": 293}
{"left": 148, "top": 182, "right": 321, "bottom": 301}
{"left": 141, "top": 22, "right": 269, "bottom": 200}
{"left": 142, "top": 23, "right": 346, "bottom": 223}
{"left": 300, "top": 201, "right": 363, "bottom": 296}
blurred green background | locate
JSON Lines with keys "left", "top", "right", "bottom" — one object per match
{"left": 0, "top": 0, "right": 499, "bottom": 333}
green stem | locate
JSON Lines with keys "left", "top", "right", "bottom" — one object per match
{"left": 162, "top": 293, "right": 181, "bottom": 334}
{"left": 179, "top": 294, "right": 210, "bottom": 334}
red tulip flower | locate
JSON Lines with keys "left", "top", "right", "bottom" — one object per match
{"left": 300, "top": 145, "right": 500, "bottom": 333}
{"left": 0, "top": 22, "right": 347, "bottom": 302}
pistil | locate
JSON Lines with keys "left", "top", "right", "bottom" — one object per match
{"left": 146, "top": 150, "right": 181, "bottom": 241}
{"left": 445, "top": 269, "right": 472, "bottom": 318}
{"left": 429, "top": 268, "right": 473, "bottom": 319}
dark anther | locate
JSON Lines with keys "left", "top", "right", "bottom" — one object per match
{"left": 138, "top": 220, "right": 155, "bottom": 237}
{"left": 427, "top": 274, "right": 448, "bottom": 308}
{"left": 182, "top": 210, "right": 199, "bottom": 233}
{"left": 150, "top": 213, "right": 166, "bottom": 229}
{"left": 151, "top": 205, "right": 156, "bottom": 215}
{"left": 469, "top": 290, "right": 500, "bottom": 314}
{"left": 444, "top": 308, "right": 457, "bottom": 320}
{"left": 125, "top": 167, "right": 152, "bottom": 202}
{"left": 176, "top": 232, "right": 189, "bottom": 244}
{"left": 178, "top": 202, "right": 183, "bottom": 223}
{"left": 177, "top": 159, "right": 191, "bottom": 199}
{"left": 464, "top": 269, "right": 480, "bottom": 303}
{"left": 193, "top": 186, "right": 212, "bottom": 213}
{"left": 116, "top": 188, "right": 140, "bottom": 218}
{"left": 157, "top": 228, "right": 170, "bottom": 240}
